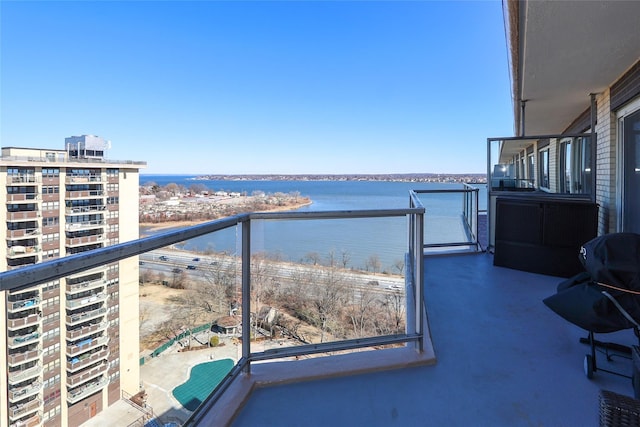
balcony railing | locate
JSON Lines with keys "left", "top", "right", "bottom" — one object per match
{"left": 66, "top": 307, "right": 107, "bottom": 326}
{"left": 7, "top": 211, "right": 39, "bottom": 221}
{"left": 7, "top": 298, "right": 40, "bottom": 313}
{"left": 67, "top": 321, "right": 108, "bottom": 340}
{"left": 9, "top": 412, "right": 41, "bottom": 427}
{"left": 8, "top": 381, "right": 42, "bottom": 402}
{"left": 65, "top": 220, "right": 105, "bottom": 231}
{"left": 66, "top": 335, "right": 109, "bottom": 356}
{"left": 9, "top": 175, "right": 39, "bottom": 184}
{"left": 66, "top": 292, "right": 107, "bottom": 309}
{"left": 65, "top": 205, "right": 106, "bottom": 214}
{"left": 7, "top": 313, "right": 41, "bottom": 330}
{"left": 7, "top": 246, "right": 40, "bottom": 258}
{"left": 8, "top": 349, "right": 41, "bottom": 367}
{"left": 65, "top": 235, "right": 104, "bottom": 247}
{"left": 8, "top": 332, "right": 40, "bottom": 349}
{"left": 67, "top": 347, "right": 109, "bottom": 372}
{"left": 8, "top": 398, "right": 41, "bottom": 420}
{"left": 0, "top": 201, "right": 426, "bottom": 425}
{"left": 66, "top": 361, "right": 108, "bottom": 386}
{"left": 65, "top": 174, "right": 103, "bottom": 183}
{"left": 7, "top": 229, "right": 40, "bottom": 239}
{"left": 8, "top": 364, "right": 42, "bottom": 384}
{"left": 6, "top": 193, "right": 39, "bottom": 202}
{"left": 67, "top": 377, "right": 109, "bottom": 404}
{"left": 65, "top": 190, "right": 105, "bottom": 199}
{"left": 66, "top": 277, "right": 106, "bottom": 294}
{"left": 412, "top": 184, "right": 483, "bottom": 251}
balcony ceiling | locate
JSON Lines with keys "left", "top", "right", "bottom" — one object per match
{"left": 515, "top": 1, "right": 640, "bottom": 135}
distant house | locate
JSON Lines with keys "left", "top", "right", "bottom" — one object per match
{"left": 212, "top": 316, "right": 241, "bottom": 335}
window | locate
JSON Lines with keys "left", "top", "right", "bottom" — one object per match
{"left": 42, "top": 168, "right": 60, "bottom": 178}
{"left": 43, "top": 217, "right": 60, "bottom": 227}
{"left": 42, "top": 201, "right": 60, "bottom": 211}
{"left": 538, "top": 149, "right": 549, "bottom": 189}
{"left": 42, "top": 186, "right": 59, "bottom": 194}
{"left": 43, "top": 249, "right": 60, "bottom": 260}
{"left": 42, "top": 233, "right": 60, "bottom": 243}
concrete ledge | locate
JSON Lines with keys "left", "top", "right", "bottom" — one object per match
{"left": 198, "top": 342, "right": 436, "bottom": 426}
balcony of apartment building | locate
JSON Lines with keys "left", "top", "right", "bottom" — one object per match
{"left": 66, "top": 273, "right": 107, "bottom": 295}
{"left": 67, "top": 377, "right": 110, "bottom": 404}
{"left": 7, "top": 326, "right": 40, "bottom": 350}
{"left": 65, "top": 229, "right": 104, "bottom": 248}
{"left": 7, "top": 238, "right": 41, "bottom": 259}
{"left": 8, "top": 379, "right": 42, "bottom": 403}
{"left": 66, "top": 291, "right": 107, "bottom": 310}
{"left": 7, "top": 223, "right": 40, "bottom": 240}
{"left": 6, "top": 187, "right": 39, "bottom": 203}
{"left": 3, "top": 183, "right": 639, "bottom": 427}
{"left": 8, "top": 343, "right": 41, "bottom": 367}
{"left": 7, "top": 205, "right": 40, "bottom": 222}
{"left": 66, "top": 303, "right": 108, "bottom": 327}
{"left": 65, "top": 171, "right": 104, "bottom": 184}
{"left": 7, "top": 291, "right": 40, "bottom": 314}
{"left": 8, "top": 396, "right": 41, "bottom": 424}
{"left": 66, "top": 333, "right": 109, "bottom": 358}
{"left": 65, "top": 187, "right": 105, "bottom": 200}
{"left": 65, "top": 219, "right": 106, "bottom": 235}
{"left": 67, "top": 360, "right": 109, "bottom": 387}
{"left": 67, "top": 346, "right": 110, "bottom": 372}
{"left": 7, "top": 310, "right": 41, "bottom": 331}
{"left": 8, "top": 361, "right": 42, "bottom": 386}
{"left": 67, "top": 319, "right": 108, "bottom": 341}
{"left": 9, "top": 412, "right": 41, "bottom": 427}
{"left": 65, "top": 204, "right": 107, "bottom": 215}
{"left": 8, "top": 172, "right": 39, "bottom": 185}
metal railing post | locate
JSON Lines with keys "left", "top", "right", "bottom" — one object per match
{"left": 415, "top": 210, "right": 424, "bottom": 352}
{"left": 241, "top": 219, "right": 251, "bottom": 373}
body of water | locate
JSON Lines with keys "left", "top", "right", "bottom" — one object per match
{"left": 141, "top": 175, "right": 487, "bottom": 272}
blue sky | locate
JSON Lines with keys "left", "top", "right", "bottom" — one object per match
{"left": 1, "top": 1, "right": 513, "bottom": 175}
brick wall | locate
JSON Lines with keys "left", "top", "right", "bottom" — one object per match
{"left": 595, "top": 89, "right": 617, "bottom": 234}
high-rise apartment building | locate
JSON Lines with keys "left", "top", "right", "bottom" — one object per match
{"left": 0, "top": 136, "right": 146, "bottom": 427}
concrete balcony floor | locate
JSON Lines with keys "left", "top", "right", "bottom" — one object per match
{"left": 231, "top": 252, "right": 637, "bottom": 426}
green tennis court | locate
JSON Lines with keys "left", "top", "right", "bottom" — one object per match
{"left": 172, "top": 359, "right": 234, "bottom": 411}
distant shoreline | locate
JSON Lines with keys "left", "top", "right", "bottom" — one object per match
{"left": 185, "top": 173, "right": 487, "bottom": 184}
{"left": 140, "top": 200, "right": 312, "bottom": 234}
{"left": 140, "top": 173, "right": 487, "bottom": 184}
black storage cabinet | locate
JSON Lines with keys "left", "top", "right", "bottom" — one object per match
{"left": 493, "top": 194, "right": 598, "bottom": 277}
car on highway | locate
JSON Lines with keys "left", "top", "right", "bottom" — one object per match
{"left": 159, "top": 255, "right": 169, "bottom": 261}
{"left": 172, "top": 268, "right": 181, "bottom": 273}
{"left": 192, "top": 257, "right": 200, "bottom": 262}
{"left": 187, "top": 265, "right": 197, "bottom": 270}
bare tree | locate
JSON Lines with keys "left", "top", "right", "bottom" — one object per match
{"left": 165, "top": 183, "right": 179, "bottom": 196}
{"left": 198, "top": 258, "right": 237, "bottom": 314}
{"left": 393, "top": 259, "right": 405, "bottom": 275}
{"left": 345, "top": 285, "right": 377, "bottom": 338}
{"left": 304, "top": 252, "right": 322, "bottom": 266}
{"left": 309, "top": 266, "right": 347, "bottom": 343}
{"left": 365, "top": 254, "right": 381, "bottom": 273}
{"left": 341, "top": 250, "right": 351, "bottom": 269}
{"left": 189, "top": 183, "right": 208, "bottom": 195}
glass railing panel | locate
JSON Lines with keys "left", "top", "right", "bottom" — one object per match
{"left": 246, "top": 216, "right": 408, "bottom": 349}
{"left": 413, "top": 185, "right": 483, "bottom": 250}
